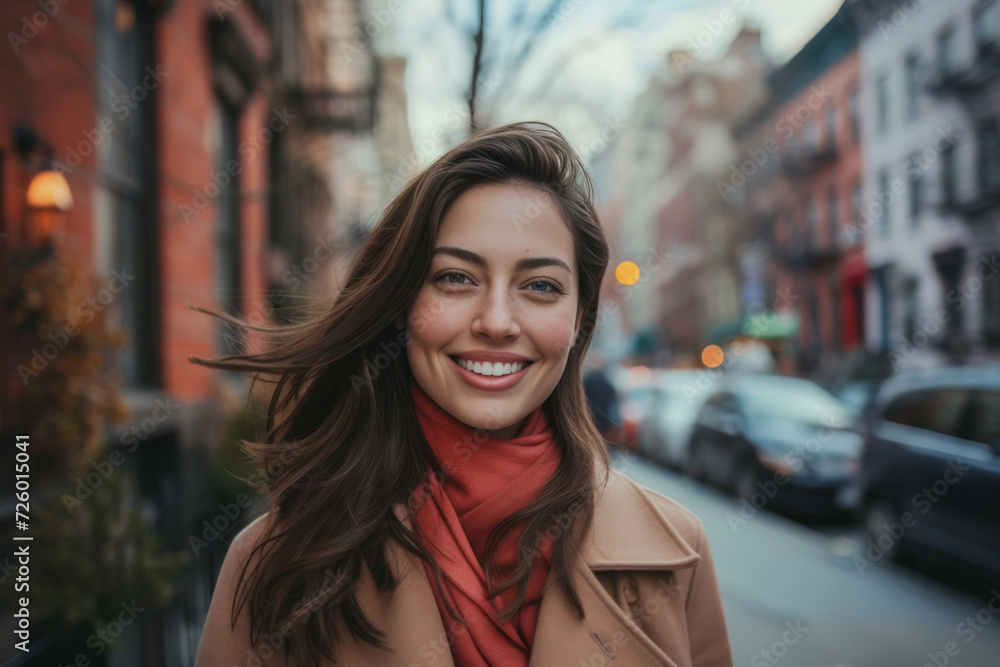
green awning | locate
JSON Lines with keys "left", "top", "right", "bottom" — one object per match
{"left": 707, "top": 312, "right": 800, "bottom": 343}
{"left": 740, "top": 311, "right": 799, "bottom": 339}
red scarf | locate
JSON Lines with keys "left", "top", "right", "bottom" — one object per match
{"left": 408, "top": 378, "right": 561, "bottom": 666}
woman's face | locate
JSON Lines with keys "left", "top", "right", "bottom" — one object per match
{"left": 402, "top": 182, "right": 583, "bottom": 439}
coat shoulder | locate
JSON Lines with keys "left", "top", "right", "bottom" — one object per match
{"left": 608, "top": 468, "right": 706, "bottom": 547}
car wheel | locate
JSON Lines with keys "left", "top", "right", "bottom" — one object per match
{"left": 685, "top": 436, "right": 705, "bottom": 481}
{"left": 734, "top": 458, "right": 761, "bottom": 501}
{"left": 662, "top": 440, "right": 681, "bottom": 471}
{"left": 863, "top": 497, "right": 904, "bottom": 563}
{"left": 637, "top": 427, "right": 653, "bottom": 460}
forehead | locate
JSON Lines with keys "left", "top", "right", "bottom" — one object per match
{"left": 434, "top": 182, "right": 575, "bottom": 260}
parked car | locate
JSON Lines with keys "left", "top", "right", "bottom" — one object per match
{"left": 834, "top": 379, "right": 881, "bottom": 419}
{"left": 847, "top": 365, "right": 1000, "bottom": 578}
{"left": 610, "top": 365, "right": 655, "bottom": 452}
{"left": 686, "top": 374, "right": 861, "bottom": 516}
{"left": 637, "top": 369, "right": 708, "bottom": 470}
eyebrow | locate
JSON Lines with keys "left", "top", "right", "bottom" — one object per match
{"left": 431, "top": 246, "right": 573, "bottom": 275}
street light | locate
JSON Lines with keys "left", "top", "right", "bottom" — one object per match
{"left": 25, "top": 165, "right": 73, "bottom": 249}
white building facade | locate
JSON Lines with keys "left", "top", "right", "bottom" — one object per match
{"left": 852, "top": 0, "right": 1000, "bottom": 370}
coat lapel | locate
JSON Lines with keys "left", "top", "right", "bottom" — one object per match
{"left": 528, "top": 466, "right": 702, "bottom": 667}
{"left": 364, "top": 464, "right": 701, "bottom": 666}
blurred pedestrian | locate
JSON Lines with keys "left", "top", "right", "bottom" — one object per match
{"left": 583, "top": 352, "right": 622, "bottom": 449}
{"left": 192, "top": 121, "right": 732, "bottom": 667}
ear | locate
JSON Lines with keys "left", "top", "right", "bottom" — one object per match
{"left": 573, "top": 306, "right": 585, "bottom": 343}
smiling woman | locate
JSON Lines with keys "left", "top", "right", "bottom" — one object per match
{"left": 188, "top": 121, "right": 732, "bottom": 667}
{"left": 403, "top": 182, "right": 584, "bottom": 440}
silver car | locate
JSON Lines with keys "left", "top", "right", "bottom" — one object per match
{"left": 637, "top": 369, "right": 710, "bottom": 470}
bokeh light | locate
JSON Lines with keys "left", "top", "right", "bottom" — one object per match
{"left": 701, "top": 345, "right": 724, "bottom": 368}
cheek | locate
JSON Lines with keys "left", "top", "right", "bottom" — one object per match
{"left": 532, "top": 310, "right": 579, "bottom": 360}
{"left": 408, "top": 289, "right": 463, "bottom": 346}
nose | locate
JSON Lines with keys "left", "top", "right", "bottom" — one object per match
{"left": 471, "top": 285, "right": 521, "bottom": 340}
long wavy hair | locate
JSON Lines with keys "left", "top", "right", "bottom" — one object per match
{"left": 189, "top": 120, "right": 612, "bottom": 665}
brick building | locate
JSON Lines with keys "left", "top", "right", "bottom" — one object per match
{"left": 0, "top": 0, "right": 386, "bottom": 663}
{"left": 733, "top": 4, "right": 863, "bottom": 377}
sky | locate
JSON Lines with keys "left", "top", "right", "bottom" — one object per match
{"left": 371, "top": 0, "right": 844, "bottom": 167}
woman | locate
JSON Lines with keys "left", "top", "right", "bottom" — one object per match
{"left": 193, "top": 121, "right": 732, "bottom": 667}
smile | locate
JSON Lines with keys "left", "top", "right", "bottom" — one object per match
{"left": 454, "top": 357, "right": 530, "bottom": 376}
{"left": 447, "top": 355, "right": 534, "bottom": 390}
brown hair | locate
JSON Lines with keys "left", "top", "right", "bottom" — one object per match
{"left": 189, "top": 120, "right": 611, "bottom": 665}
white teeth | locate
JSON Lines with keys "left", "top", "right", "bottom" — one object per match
{"left": 457, "top": 357, "right": 527, "bottom": 377}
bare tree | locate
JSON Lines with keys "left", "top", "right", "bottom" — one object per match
{"left": 468, "top": 0, "right": 486, "bottom": 135}
{"left": 461, "top": 0, "right": 653, "bottom": 136}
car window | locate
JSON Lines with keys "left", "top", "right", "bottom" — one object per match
{"left": 969, "top": 391, "right": 1000, "bottom": 447}
{"left": 739, "top": 381, "right": 852, "bottom": 426}
{"left": 883, "top": 389, "right": 972, "bottom": 439}
{"left": 705, "top": 393, "right": 733, "bottom": 411}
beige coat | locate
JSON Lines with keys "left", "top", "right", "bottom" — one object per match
{"left": 196, "top": 465, "right": 734, "bottom": 667}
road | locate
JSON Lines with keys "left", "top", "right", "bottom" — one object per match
{"left": 611, "top": 450, "right": 1000, "bottom": 667}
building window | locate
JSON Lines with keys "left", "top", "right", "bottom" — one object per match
{"left": 937, "top": 25, "right": 958, "bottom": 78}
{"left": 809, "top": 290, "right": 822, "bottom": 359}
{"left": 905, "top": 54, "right": 921, "bottom": 120}
{"left": 977, "top": 117, "right": 1000, "bottom": 195}
{"left": 807, "top": 199, "right": 818, "bottom": 249}
{"left": 875, "top": 74, "right": 889, "bottom": 135}
{"left": 941, "top": 141, "right": 958, "bottom": 208}
{"left": 826, "top": 105, "right": 837, "bottom": 150}
{"left": 765, "top": 144, "right": 778, "bottom": 174}
{"left": 875, "top": 267, "right": 891, "bottom": 350}
{"left": 828, "top": 188, "right": 839, "bottom": 249}
{"left": 787, "top": 213, "right": 799, "bottom": 256}
{"left": 903, "top": 279, "right": 918, "bottom": 342}
{"left": 786, "top": 133, "right": 799, "bottom": 160}
{"left": 974, "top": 0, "right": 998, "bottom": 61}
{"left": 906, "top": 153, "right": 923, "bottom": 226}
{"left": 97, "top": 0, "right": 161, "bottom": 389}
{"left": 935, "top": 248, "right": 965, "bottom": 340}
{"left": 850, "top": 182, "right": 861, "bottom": 244}
{"left": 217, "top": 99, "right": 243, "bottom": 357}
{"left": 877, "top": 169, "right": 891, "bottom": 237}
{"left": 804, "top": 119, "right": 818, "bottom": 155}
{"left": 849, "top": 86, "right": 860, "bottom": 143}
{"left": 831, "top": 272, "right": 842, "bottom": 352}
{"left": 984, "top": 253, "right": 1000, "bottom": 347}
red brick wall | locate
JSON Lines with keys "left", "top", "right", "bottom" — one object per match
{"left": 0, "top": 0, "right": 96, "bottom": 255}
{"left": 157, "top": 0, "right": 273, "bottom": 399}
{"left": 1, "top": 0, "right": 276, "bottom": 402}
{"left": 773, "top": 50, "right": 862, "bottom": 361}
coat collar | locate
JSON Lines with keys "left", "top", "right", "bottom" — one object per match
{"left": 374, "top": 458, "right": 703, "bottom": 667}
{"left": 392, "top": 457, "right": 701, "bottom": 572}
{"left": 580, "top": 458, "right": 702, "bottom": 571}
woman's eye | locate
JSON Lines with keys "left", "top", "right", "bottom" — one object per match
{"left": 528, "top": 280, "right": 564, "bottom": 295}
{"left": 436, "top": 272, "right": 471, "bottom": 286}
{"left": 435, "top": 272, "right": 563, "bottom": 295}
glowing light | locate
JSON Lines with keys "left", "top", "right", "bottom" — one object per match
{"left": 26, "top": 169, "right": 73, "bottom": 212}
{"left": 628, "top": 365, "right": 651, "bottom": 384}
{"left": 615, "top": 261, "right": 640, "bottom": 286}
{"left": 701, "top": 345, "right": 724, "bottom": 368}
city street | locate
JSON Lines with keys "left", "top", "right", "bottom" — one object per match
{"left": 613, "top": 450, "right": 1000, "bottom": 667}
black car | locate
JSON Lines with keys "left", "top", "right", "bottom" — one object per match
{"left": 686, "top": 374, "right": 861, "bottom": 517}
{"left": 848, "top": 365, "right": 1000, "bottom": 578}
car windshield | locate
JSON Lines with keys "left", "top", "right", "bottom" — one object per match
{"left": 659, "top": 373, "right": 701, "bottom": 393}
{"left": 739, "top": 379, "right": 853, "bottom": 426}
{"left": 628, "top": 386, "right": 653, "bottom": 403}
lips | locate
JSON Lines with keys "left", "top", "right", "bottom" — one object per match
{"left": 448, "top": 355, "right": 533, "bottom": 390}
